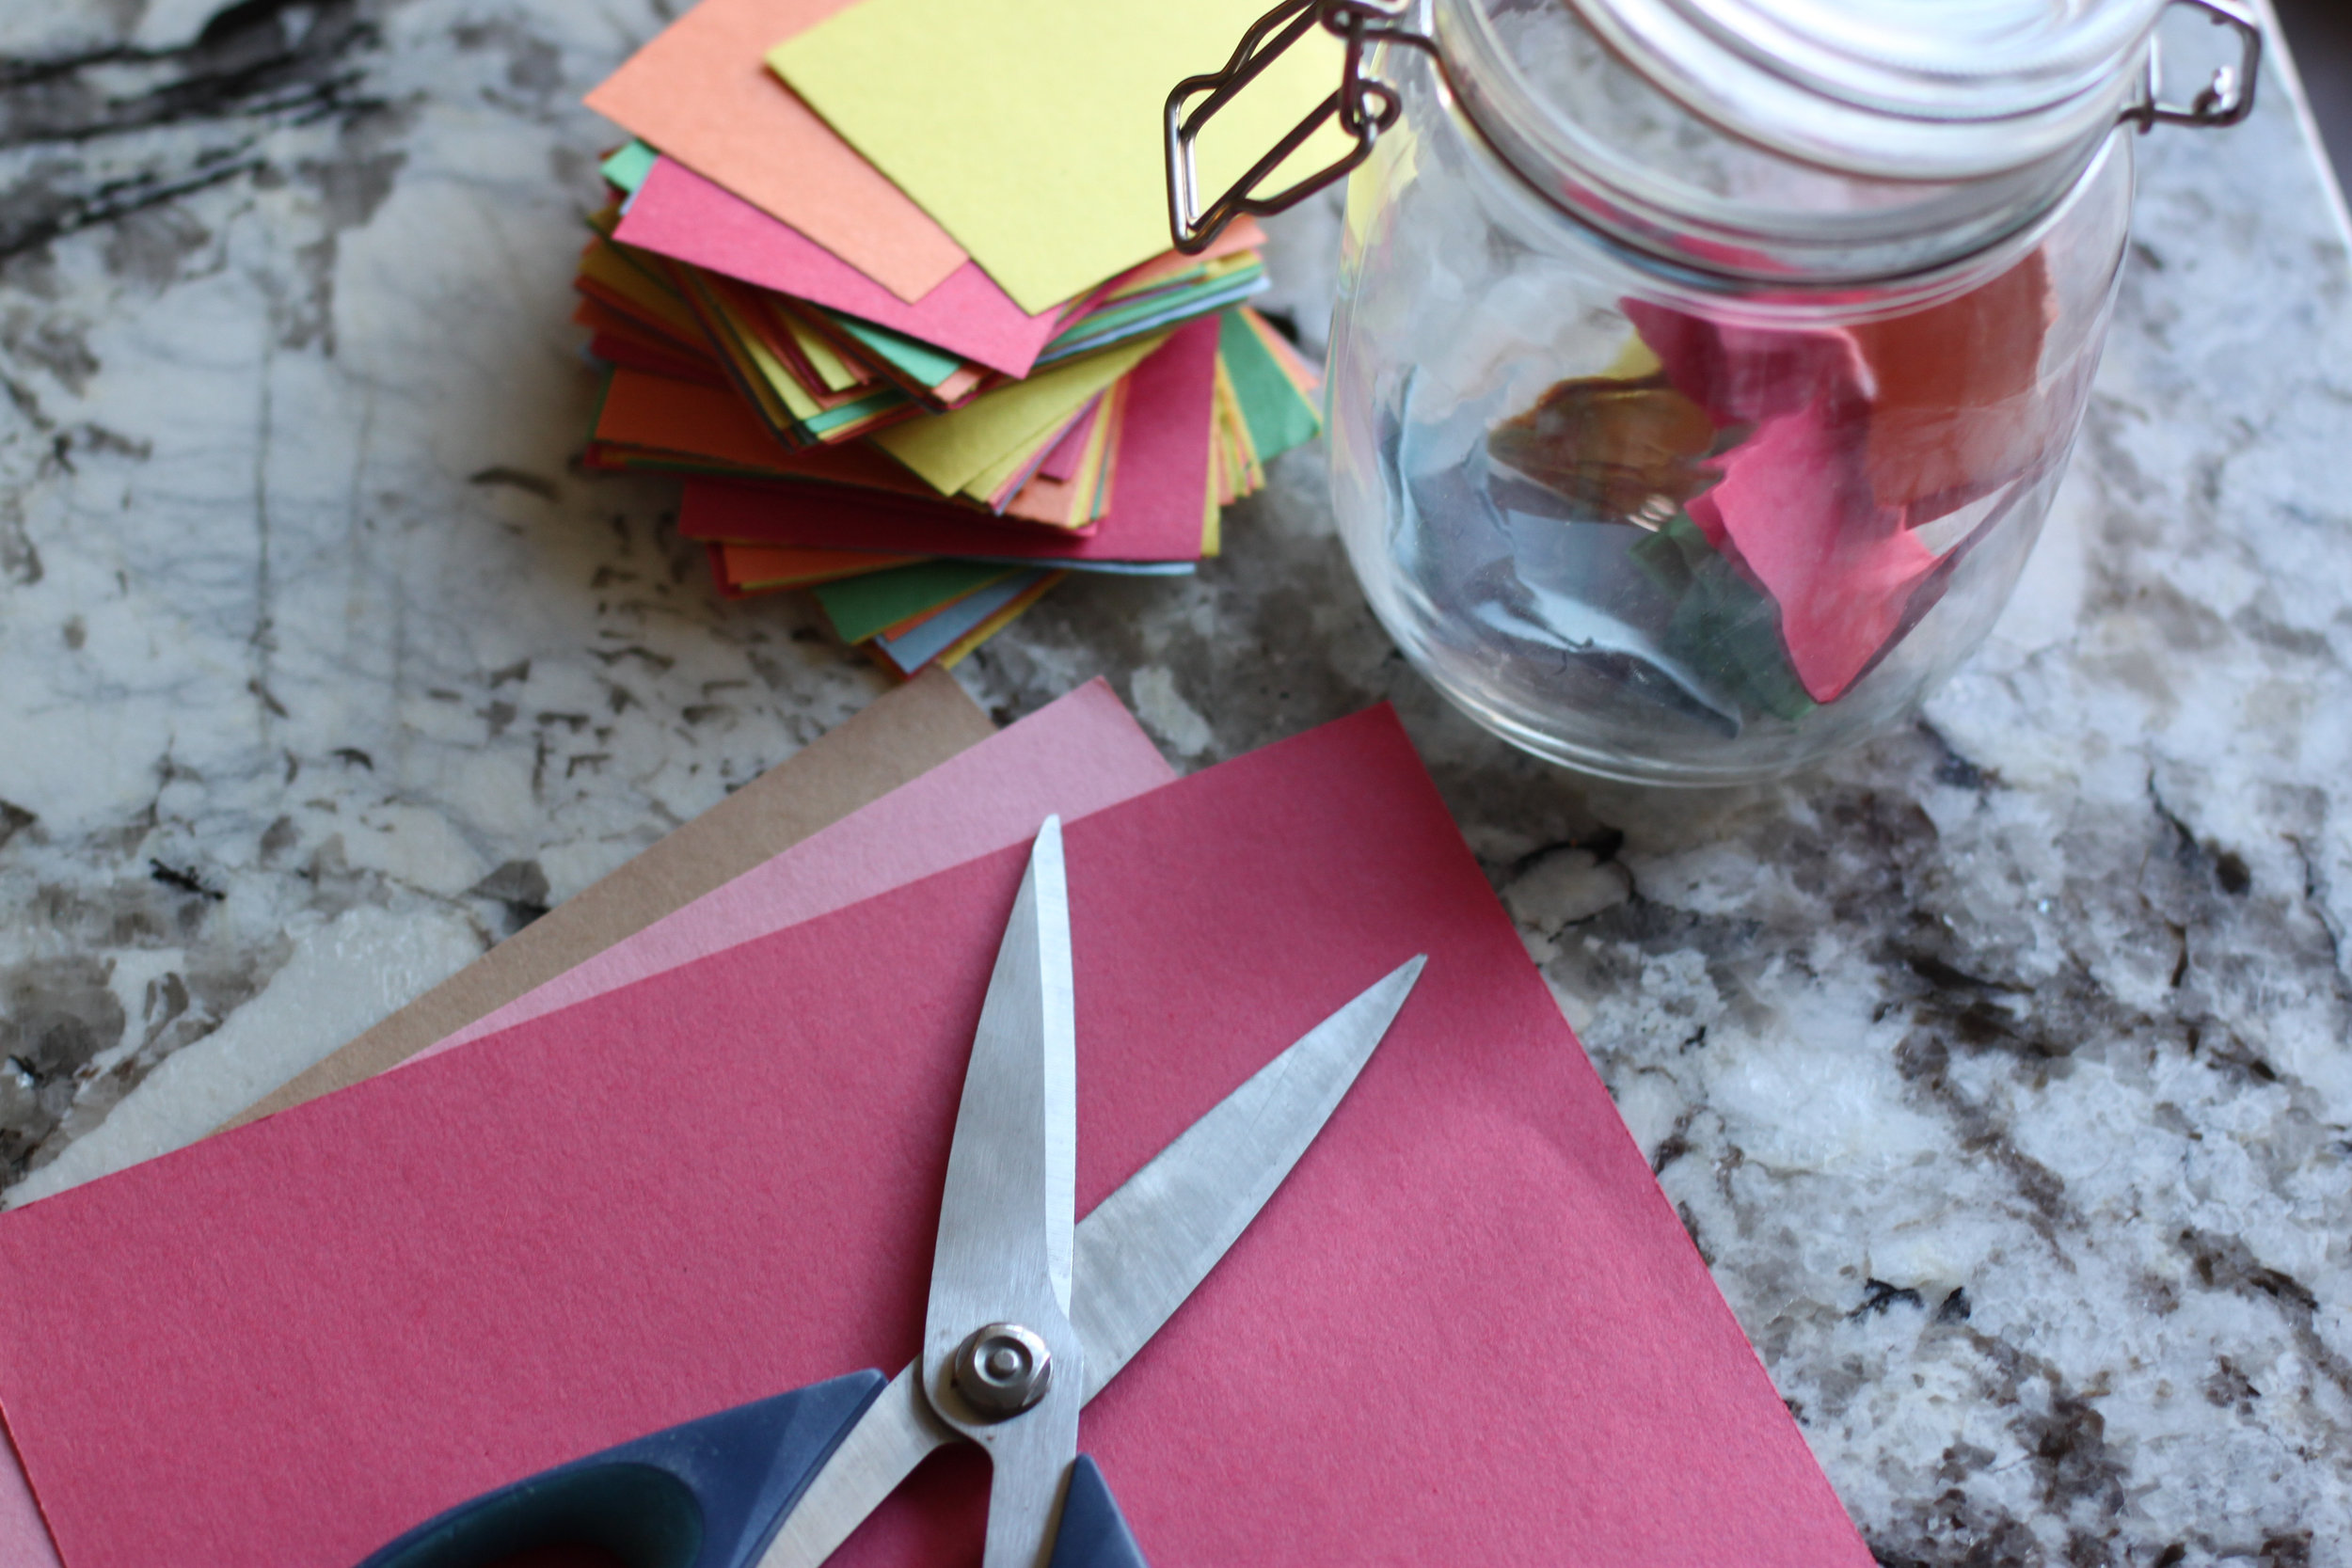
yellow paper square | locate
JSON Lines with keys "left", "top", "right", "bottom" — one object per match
{"left": 771, "top": 302, "right": 870, "bottom": 394}
{"left": 769, "top": 0, "right": 1343, "bottom": 313}
{"left": 877, "top": 334, "right": 1163, "bottom": 495}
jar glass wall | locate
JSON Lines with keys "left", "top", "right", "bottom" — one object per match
{"left": 1326, "top": 8, "right": 2138, "bottom": 784}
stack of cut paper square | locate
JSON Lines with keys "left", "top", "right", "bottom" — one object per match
{"left": 571, "top": 0, "right": 1335, "bottom": 677}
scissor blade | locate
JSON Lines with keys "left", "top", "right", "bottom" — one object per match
{"left": 928, "top": 816, "right": 1078, "bottom": 1327}
{"left": 758, "top": 955, "right": 1425, "bottom": 1568}
{"left": 923, "top": 817, "right": 1082, "bottom": 1568}
{"left": 1072, "top": 954, "right": 1424, "bottom": 1399}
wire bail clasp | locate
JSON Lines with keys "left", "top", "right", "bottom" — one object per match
{"left": 1166, "top": 0, "right": 1437, "bottom": 254}
{"left": 2124, "top": 0, "right": 2262, "bottom": 131}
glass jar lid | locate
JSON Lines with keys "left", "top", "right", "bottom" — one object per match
{"left": 1424, "top": 0, "right": 2196, "bottom": 282}
{"left": 1575, "top": 0, "right": 2168, "bottom": 181}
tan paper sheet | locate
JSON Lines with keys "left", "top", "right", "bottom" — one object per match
{"left": 226, "top": 668, "right": 994, "bottom": 1131}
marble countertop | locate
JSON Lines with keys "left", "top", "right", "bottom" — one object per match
{"left": 2, "top": 0, "right": 2348, "bottom": 1560}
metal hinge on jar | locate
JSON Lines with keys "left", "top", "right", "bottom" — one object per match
{"left": 1164, "top": 0, "right": 1438, "bottom": 254}
{"left": 2123, "top": 0, "right": 2263, "bottom": 131}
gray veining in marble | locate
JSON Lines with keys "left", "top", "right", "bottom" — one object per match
{"left": 1, "top": 0, "right": 2348, "bottom": 1561}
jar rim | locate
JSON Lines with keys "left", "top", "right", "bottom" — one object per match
{"left": 1431, "top": 65, "right": 2132, "bottom": 316}
{"left": 1428, "top": 0, "right": 2142, "bottom": 282}
{"left": 1597, "top": 0, "right": 2168, "bottom": 153}
{"left": 1447, "top": 0, "right": 2161, "bottom": 184}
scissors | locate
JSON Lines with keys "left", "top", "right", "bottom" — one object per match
{"left": 358, "top": 816, "right": 1424, "bottom": 1568}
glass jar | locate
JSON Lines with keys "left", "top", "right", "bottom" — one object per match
{"left": 1171, "top": 0, "right": 2261, "bottom": 784}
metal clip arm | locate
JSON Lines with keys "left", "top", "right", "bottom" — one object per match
{"left": 2125, "top": 0, "right": 2262, "bottom": 131}
{"left": 1165, "top": 0, "right": 1435, "bottom": 254}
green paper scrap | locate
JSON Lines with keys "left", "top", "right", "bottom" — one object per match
{"left": 803, "top": 388, "right": 909, "bottom": 439}
{"left": 1041, "top": 267, "right": 1267, "bottom": 362}
{"left": 1218, "top": 309, "right": 1321, "bottom": 463}
{"left": 588, "top": 365, "right": 615, "bottom": 425}
{"left": 600, "top": 140, "right": 659, "bottom": 195}
{"left": 824, "top": 312, "right": 966, "bottom": 390}
{"left": 814, "top": 560, "right": 1015, "bottom": 645}
{"left": 1081, "top": 264, "right": 1263, "bottom": 335}
{"left": 1629, "top": 515, "right": 1816, "bottom": 723}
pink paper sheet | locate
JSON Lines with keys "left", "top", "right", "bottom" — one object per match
{"left": 415, "top": 678, "right": 1171, "bottom": 1060}
{"left": 1036, "top": 396, "right": 1101, "bottom": 483}
{"left": 681, "top": 315, "right": 1220, "bottom": 565}
{"left": 616, "top": 158, "right": 1065, "bottom": 380}
{"left": 1687, "top": 401, "right": 1936, "bottom": 703}
{"left": 0, "top": 708, "right": 1870, "bottom": 1568}
{"left": 0, "top": 678, "right": 1169, "bottom": 1568}
{"left": 1627, "top": 303, "right": 1936, "bottom": 701}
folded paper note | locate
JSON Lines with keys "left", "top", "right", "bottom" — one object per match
{"left": 0, "top": 708, "right": 1870, "bottom": 1568}
{"left": 1617, "top": 250, "right": 2062, "bottom": 704}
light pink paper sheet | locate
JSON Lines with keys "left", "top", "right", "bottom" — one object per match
{"left": 1034, "top": 395, "right": 1101, "bottom": 484}
{"left": 414, "top": 677, "right": 1171, "bottom": 1062}
{"left": 0, "top": 1424, "right": 52, "bottom": 1568}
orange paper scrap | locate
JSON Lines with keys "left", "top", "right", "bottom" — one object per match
{"left": 585, "top": 0, "right": 967, "bottom": 303}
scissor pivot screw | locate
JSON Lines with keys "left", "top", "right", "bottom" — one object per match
{"left": 952, "top": 1323, "right": 1053, "bottom": 1419}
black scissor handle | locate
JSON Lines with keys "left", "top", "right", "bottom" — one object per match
{"left": 1050, "top": 1456, "right": 1152, "bottom": 1568}
{"left": 353, "top": 1370, "right": 1154, "bottom": 1568}
{"left": 356, "top": 1372, "right": 885, "bottom": 1568}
